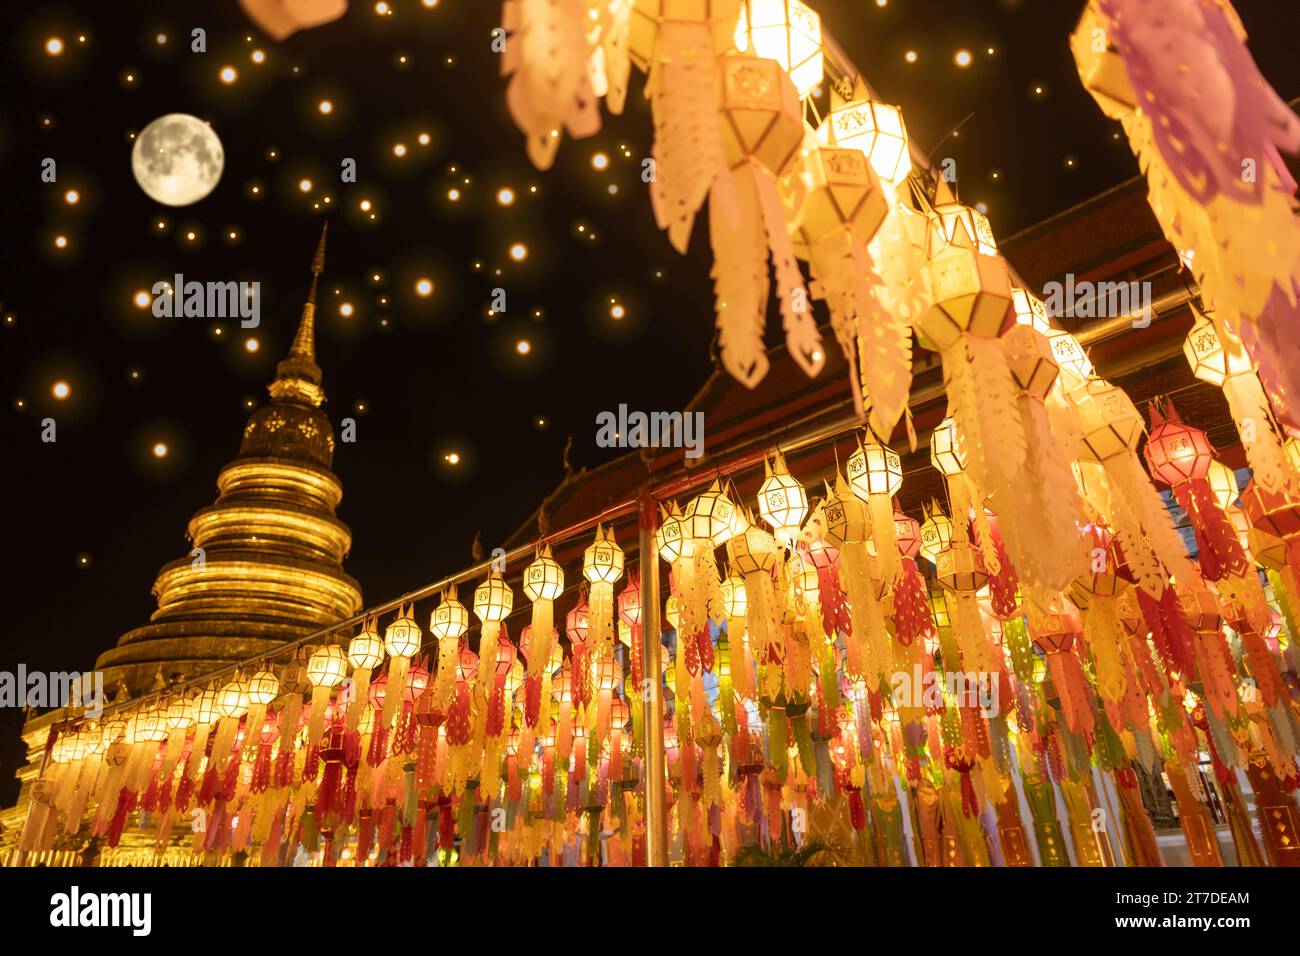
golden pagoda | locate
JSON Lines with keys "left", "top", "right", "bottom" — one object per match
{"left": 1, "top": 227, "right": 362, "bottom": 858}
{"left": 96, "top": 223, "right": 363, "bottom": 695}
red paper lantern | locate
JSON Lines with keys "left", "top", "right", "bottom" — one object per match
{"left": 1144, "top": 404, "right": 1212, "bottom": 485}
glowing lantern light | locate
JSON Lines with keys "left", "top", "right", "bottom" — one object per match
{"left": 817, "top": 76, "right": 911, "bottom": 187}
{"left": 656, "top": 504, "right": 691, "bottom": 563}
{"left": 306, "top": 644, "right": 347, "bottom": 744}
{"left": 929, "top": 417, "right": 967, "bottom": 478}
{"left": 1047, "top": 330, "right": 1093, "bottom": 386}
{"left": 919, "top": 500, "right": 954, "bottom": 565}
{"left": 848, "top": 437, "right": 903, "bottom": 581}
{"left": 380, "top": 603, "right": 423, "bottom": 731}
{"left": 1012, "top": 287, "right": 1051, "bottom": 334}
{"left": 683, "top": 480, "right": 740, "bottom": 546}
{"left": 430, "top": 586, "right": 470, "bottom": 715}
{"left": 345, "top": 621, "right": 383, "bottom": 730}
{"left": 218, "top": 678, "right": 250, "bottom": 719}
{"left": 733, "top": 0, "right": 824, "bottom": 98}
{"left": 931, "top": 195, "right": 998, "bottom": 257}
{"left": 1208, "top": 460, "right": 1240, "bottom": 511}
{"left": 248, "top": 669, "right": 280, "bottom": 706}
{"left": 522, "top": 547, "right": 564, "bottom": 726}
{"left": 757, "top": 450, "right": 808, "bottom": 544}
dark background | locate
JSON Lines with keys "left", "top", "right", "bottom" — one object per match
{"left": 1, "top": 0, "right": 1297, "bottom": 800}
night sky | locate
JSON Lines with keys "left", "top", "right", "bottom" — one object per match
{"left": 2, "top": 0, "right": 1298, "bottom": 799}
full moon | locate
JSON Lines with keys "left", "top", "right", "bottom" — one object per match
{"left": 131, "top": 113, "right": 224, "bottom": 206}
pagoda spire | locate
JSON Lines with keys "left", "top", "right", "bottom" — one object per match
{"left": 271, "top": 223, "right": 329, "bottom": 405}
{"left": 289, "top": 221, "right": 327, "bottom": 362}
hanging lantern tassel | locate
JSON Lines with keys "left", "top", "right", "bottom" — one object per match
{"left": 524, "top": 548, "right": 564, "bottom": 728}
{"left": 823, "top": 475, "right": 883, "bottom": 684}
{"left": 501, "top": 0, "right": 618, "bottom": 170}
{"left": 1183, "top": 310, "right": 1298, "bottom": 496}
{"left": 847, "top": 438, "right": 903, "bottom": 586}
{"left": 429, "top": 586, "right": 471, "bottom": 749}
{"left": 1029, "top": 609, "right": 1096, "bottom": 742}
{"left": 919, "top": 198, "right": 1027, "bottom": 532}
{"left": 584, "top": 524, "right": 625, "bottom": 651}
{"left": 305, "top": 645, "right": 347, "bottom": 750}
{"left": 726, "top": 517, "right": 782, "bottom": 670}
{"left": 999, "top": 323, "right": 1091, "bottom": 591}
{"left": 382, "top": 605, "right": 424, "bottom": 734}
{"left": 712, "top": 55, "right": 824, "bottom": 388}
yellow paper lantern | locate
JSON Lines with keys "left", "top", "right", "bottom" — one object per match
{"left": 628, "top": 0, "right": 741, "bottom": 73}
{"left": 1208, "top": 460, "right": 1240, "bottom": 511}
{"left": 218, "top": 678, "right": 250, "bottom": 719}
{"left": 757, "top": 451, "right": 808, "bottom": 541}
{"left": 347, "top": 630, "right": 385, "bottom": 671}
{"left": 935, "top": 542, "right": 987, "bottom": 593}
{"left": 727, "top": 523, "right": 779, "bottom": 575}
{"left": 791, "top": 144, "right": 889, "bottom": 256}
{"left": 920, "top": 219, "right": 1013, "bottom": 351}
{"left": 248, "top": 668, "right": 281, "bottom": 705}
{"left": 657, "top": 505, "right": 692, "bottom": 563}
{"left": 524, "top": 551, "right": 564, "bottom": 602}
{"left": 718, "top": 54, "right": 804, "bottom": 176}
{"left": 384, "top": 606, "right": 423, "bottom": 658}
{"left": 665, "top": 594, "right": 681, "bottom": 631}
{"left": 431, "top": 588, "right": 470, "bottom": 640}
{"left": 817, "top": 78, "right": 911, "bottom": 187}
{"left": 929, "top": 417, "right": 968, "bottom": 477}
{"left": 474, "top": 572, "right": 514, "bottom": 623}
{"left": 307, "top": 645, "right": 348, "bottom": 688}
{"left": 931, "top": 193, "right": 998, "bottom": 258}
{"left": 583, "top": 525, "right": 625, "bottom": 584}
{"left": 848, "top": 439, "right": 902, "bottom": 500}
{"left": 1002, "top": 323, "right": 1060, "bottom": 400}
{"left": 733, "top": 0, "right": 823, "bottom": 98}
{"left": 1069, "top": 1, "right": 1137, "bottom": 120}
{"left": 1183, "top": 309, "right": 1253, "bottom": 386}
{"left": 1012, "top": 287, "right": 1051, "bottom": 334}
{"left": 192, "top": 688, "right": 220, "bottom": 726}
{"left": 919, "top": 502, "right": 954, "bottom": 565}
{"left": 166, "top": 696, "right": 193, "bottom": 731}
{"left": 1074, "top": 379, "right": 1143, "bottom": 462}
{"left": 1047, "top": 329, "right": 1094, "bottom": 384}
{"left": 136, "top": 705, "right": 169, "bottom": 743}
{"left": 683, "top": 481, "right": 740, "bottom": 546}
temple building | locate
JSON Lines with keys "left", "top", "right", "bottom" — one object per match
{"left": 0, "top": 227, "right": 363, "bottom": 858}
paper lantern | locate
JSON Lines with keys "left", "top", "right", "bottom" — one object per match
{"left": 567, "top": 601, "right": 591, "bottom": 644}
{"left": 1002, "top": 324, "right": 1060, "bottom": 400}
{"left": 431, "top": 588, "right": 470, "bottom": 640}
{"left": 583, "top": 524, "right": 626, "bottom": 585}
{"left": 166, "top": 696, "right": 193, "bottom": 731}
{"left": 1012, "top": 287, "right": 1051, "bottom": 334}
{"left": 727, "top": 523, "right": 778, "bottom": 575}
{"left": 618, "top": 578, "right": 642, "bottom": 626}
{"left": 935, "top": 542, "right": 987, "bottom": 593}
{"left": 474, "top": 572, "right": 514, "bottom": 623}
{"left": 757, "top": 451, "right": 807, "bottom": 542}
{"left": 718, "top": 55, "right": 804, "bottom": 176}
{"left": 920, "top": 215, "right": 1013, "bottom": 352}
{"left": 817, "top": 78, "right": 911, "bottom": 187}
{"left": 894, "top": 507, "right": 921, "bottom": 560}
{"left": 822, "top": 480, "right": 868, "bottom": 548}
{"left": 919, "top": 501, "right": 953, "bottom": 565}
{"left": 1047, "top": 330, "right": 1094, "bottom": 384}
{"left": 1184, "top": 311, "right": 1253, "bottom": 386}
{"left": 664, "top": 594, "right": 681, "bottom": 631}
{"left": 348, "top": 630, "right": 384, "bottom": 672}
{"left": 683, "top": 481, "right": 740, "bottom": 546}
{"left": 1145, "top": 409, "right": 1213, "bottom": 485}
{"left": 248, "top": 669, "right": 281, "bottom": 706}
{"left": 929, "top": 417, "right": 967, "bottom": 478}
{"left": 218, "top": 679, "right": 250, "bottom": 719}
{"left": 848, "top": 439, "right": 902, "bottom": 499}
{"left": 733, "top": 0, "right": 823, "bottom": 98}
{"left": 1069, "top": 0, "right": 1137, "bottom": 120}
{"left": 657, "top": 505, "right": 691, "bottom": 563}
{"left": 307, "top": 646, "right": 347, "bottom": 688}
{"left": 524, "top": 551, "right": 565, "bottom": 602}
{"left": 931, "top": 197, "right": 998, "bottom": 258}
{"left": 792, "top": 145, "right": 889, "bottom": 255}
{"left": 136, "top": 706, "right": 169, "bottom": 743}
{"left": 384, "top": 607, "right": 423, "bottom": 659}
{"left": 192, "top": 688, "right": 220, "bottom": 727}
{"left": 1074, "top": 379, "right": 1142, "bottom": 462}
